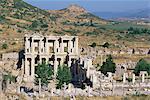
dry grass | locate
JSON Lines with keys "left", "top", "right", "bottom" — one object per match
{"left": 5, "top": 17, "right": 32, "bottom": 24}
{"left": 49, "top": 96, "right": 150, "bottom": 100}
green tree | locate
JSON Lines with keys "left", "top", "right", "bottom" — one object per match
{"left": 91, "top": 42, "right": 97, "bottom": 48}
{"left": 100, "top": 55, "right": 116, "bottom": 75}
{"left": 134, "top": 59, "right": 150, "bottom": 76}
{"left": 30, "top": 20, "right": 39, "bottom": 28}
{"left": 35, "top": 62, "right": 53, "bottom": 86}
{"left": 56, "top": 65, "right": 72, "bottom": 89}
{"left": 2, "top": 43, "right": 8, "bottom": 49}
{"left": 128, "top": 27, "right": 134, "bottom": 31}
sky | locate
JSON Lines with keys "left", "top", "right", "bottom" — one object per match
{"left": 24, "top": 0, "right": 150, "bottom": 13}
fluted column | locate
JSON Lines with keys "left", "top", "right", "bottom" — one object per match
{"left": 60, "top": 58, "right": 64, "bottom": 66}
{"left": 0, "top": 77, "right": 2, "bottom": 92}
{"left": 25, "top": 37, "right": 30, "bottom": 53}
{"left": 75, "top": 37, "right": 78, "bottom": 55}
{"left": 31, "top": 57, "right": 35, "bottom": 79}
{"left": 45, "top": 57, "right": 48, "bottom": 64}
{"left": 132, "top": 74, "right": 135, "bottom": 84}
{"left": 60, "top": 38, "right": 64, "bottom": 53}
{"left": 39, "top": 39, "right": 42, "bottom": 54}
{"left": 100, "top": 54, "right": 103, "bottom": 66}
{"left": 45, "top": 38, "right": 49, "bottom": 54}
{"left": 123, "top": 73, "right": 126, "bottom": 83}
{"left": 68, "top": 40, "right": 72, "bottom": 53}
{"left": 31, "top": 38, "right": 34, "bottom": 53}
{"left": 86, "top": 60, "right": 90, "bottom": 79}
{"left": 54, "top": 40, "right": 59, "bottom": 53}
{"left": 68, "top": 56, "right": 71, "bottom": 67}
{"left": 142, "top": 73, "right": 145, "bottom": 83}
{"left": 39, "top": 78, "right": 41, "bottom": 95}
{"left": 25, "top": 57, "right": 29, "bottom": 76}
{"left": 39, "top": 56, "right": 42, "bottom": 64}
{"left": 54, "top": 57, "right": 58, "bottom": 77}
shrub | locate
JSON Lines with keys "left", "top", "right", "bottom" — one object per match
{"left": 3, "top": 73, "right": 16, "bottom": 83}
{"left": 134, "top": 59, "right": 150, "bottom": 75}
{"left": 100, "top": 55, "right": 116, "bottom": 75}
{"left": 41, "top": 24, "right": 48, "bottom": 28}
{"left": 2, "top": 43, "right": 8, "bottom": 49}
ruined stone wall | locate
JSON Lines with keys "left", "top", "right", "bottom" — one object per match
{"left": 2, "top": 52, "right": 19, "bottom": 61}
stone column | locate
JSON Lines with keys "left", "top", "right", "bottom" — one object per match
{"left": 68, "top": 56, "right": 71, "bottom": 67}
{"left": 54, "top": 40, "right": 59, "bottom": 53}
{"left": 87, "top": 86, "right": 91, "bottom": 97}
{"left": 22, "top": 59, "right": 25, "bottom": 74}
{"left": 86, "top": 61, "right": 90, "bottom": 79}
{"left": 123, "top": 73, "right": 126, "bottom": 83}
{"left": 31, "top": 38, "right": 34, "bottom": 53}
{"left": 45, "top": 38, "right": 48, "bottom": 54}
{"left": 54, "top": 57, "right": 58, "bottom": 77}
{"left": 142, "top": 73, "right": 145, "bottom": 83}
{"left": 39, "top": 39, "right": 42, "bottom": 54}
{"left": 60, "top": 38, "right": 64, "bottom": 53}
{"left": 107, "top": 72, "right": 112, "bottom": 79}
{"left": 25, "top": 57, "right": 29, "bottom": 76}
{"left": 68, "top": 40, "right": 72, "bottom": 53}
{"left": 39, "top": 56, "right": 42, "bottom": 64}
{"left": 100, "top": 54, "right": 103, "bottom": 66}
{"left": 54, "top": 40, "right": 56, "bottom": 53}
{"left": 25, "top": 37, "right": 30, "bottom": 53}
{"left": 51, "top": 88, "right": 54, "bottom": 96}
{"left": 6, "top": 79, "right": 10, "bottom": 89}
{"left": 60, "top": 58, "right": 64, "bottom": 66}
{"left": 68, "top": 83, "right": 72, "bottom": 93}
{"left": 132, "top": 73, "right": 135, "bottom": 84}
{"left": 92, "top": 73, "right": 97, "bottom": 89}
{"left": 45, "top": 57, "right": 48, "bottom": 64}
{"left": 17, "top": 85, "right": 20, "bottom": 94}
{"left": 39, "top": 78, "right": 41, "bottom": 95}
{"left": 0, "top": 73, "right": 2, "bottom": 92}
{"left": 75, "top": 37, "right": 78, "bottom": 55}
{"left": 112, "top": 80, "right": 115, "bottom": 95}
{"left": 31, "top": 57, "right": 35, "bottom": 79}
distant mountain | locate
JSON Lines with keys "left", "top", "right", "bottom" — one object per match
{"left": 65, "top": 4, "right": 87, "bottom": 13}
{"left": 48, "top": 4, "right": 108, "bottom": 25}
{"left": 92, "top": 12, "right": 129, "bottom": 19}
{"left": 127, "top": 8, "right": 150, "bottom": 19}
{"left": 93, "top": 8, "right": 150, "bottom": 20}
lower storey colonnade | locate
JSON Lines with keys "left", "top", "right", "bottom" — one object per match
{"left": 24, "top": 55, "right": 77, "bottom": 82}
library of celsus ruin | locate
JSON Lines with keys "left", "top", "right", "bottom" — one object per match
{"left": 23, "top": 34, "right": 79, "bottom": 82}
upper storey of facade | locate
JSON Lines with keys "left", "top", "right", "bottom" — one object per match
{"left": 24, "top": 34, "right": 79, "bottom": 56}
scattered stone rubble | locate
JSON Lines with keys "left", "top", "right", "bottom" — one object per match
{"left": 0, "top": 34, "right": 150, "bottom": 99}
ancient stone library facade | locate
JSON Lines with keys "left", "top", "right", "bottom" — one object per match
{"left": 24, "top": 34, "right": 79, "bottom": 82}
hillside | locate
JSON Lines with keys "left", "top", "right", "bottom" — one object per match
{"left": 0, "top": 0, "right": 108, "bottom": 53}
{"left": 0, "top": 0, "right": 150, "bottom": 53}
